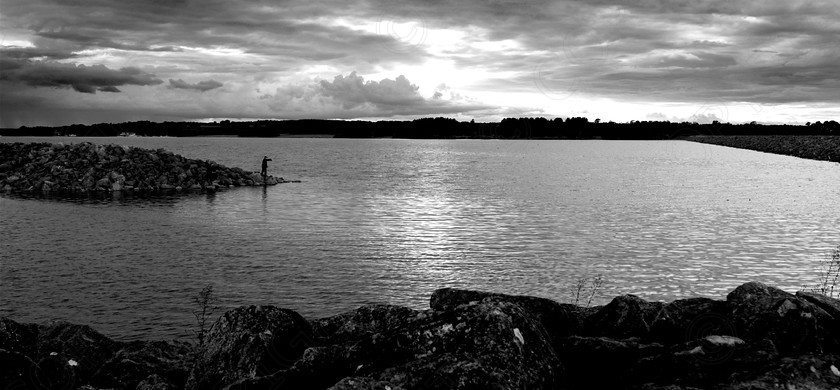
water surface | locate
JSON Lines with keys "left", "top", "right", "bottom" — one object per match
{"left": 1, "top": 137, "right": 838, "bottom": 340}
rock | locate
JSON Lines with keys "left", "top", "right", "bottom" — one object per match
{"left": 0, "top": 348, "right": 40, "bottom": 389}
{"left": 649, "top": 298, "right": 734, "bottom": 344}
{"left": 430, "top": 288, "right": 593, "bottom": 342}
{"left": 36, "top": 352, "right": 85, "bottom": 390}
{"left": 0, "top": 317, "right": 39, "bottom": 356}
{"left": 310, "top": 304, "right": 421, "bottom": 345}
{"left": 35, "top": 321, "right": 119, "bottom": 384}
{"left": 584, "top": 295, "right": 664, "bottom": 339}
{"left": 136, "top": 373, "right": 179, "bottom": 390}
{"left": 186, "top": 305, "right": 314, "bottom": 390}
{"left": 796, "top": 290, "right": 840, "bottom": 324}
{"left": 627, "top": 337, "right": 779, "bottom": 388}
{"left": 226, "top": 344, "right": 354, "bottom": 390}
{"left": 91, "top": 340, "right": 191, "bottom": 389}
{"left": 3, "top": 282, "right": 837, "bottom": 390}
{"left": 726, "top": 282, "right": 837, "bottom": 354}
{"left": 342, "top": 300, "right": 561, "bottom": 389}
{"left": 726, "top": 353, "right": 840, "bottom": 390}
{"left": 0, "top": 142, "right": 294, "bottom": 197}
{"left": 328, "top": 376, "right": 404, "bottom": 389}
{"left": 236, "top": 300, "right": 561, "bottom": 389}
{"left": 555, "top": 336, "right": 665, "bottom": 389}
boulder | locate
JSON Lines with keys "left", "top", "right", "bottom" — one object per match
{"left": 430, "top": 288, "right": 592, "bottom": 342}
{"left": 186, "top": 305, "right": 314, "bottom": 390}
{"left": 226, "top": 344, "right": 354, "bottom": 390}
{"left": 649, "top": 298, "right": 734, "bottom": 344}
{"left": 0, "top": 348, "right": 40, "bottom": 389}
{"left": 341, "top": 300, "right": 561, "bottom": 389}
{"left": 584, "top": 295, "right": 664, "bottom": 339}
{"left": 725, "top": 353, "right": 840, "bottom": 390}
{"left": 35, "top": 322, "right": 119, "bottom": 384}
{"left": 91, "top": 340, "right": 191, "bottom": 389}
{"left": 35, "top": 351, "right": 85, "bottom": 390}
{"left": 627, "top": 336, "right": 779, "bottom": 388}
{"left": 0, "top": 317, "right": 39, "bottom": 356}
{"left": 328, "top": 376, "right": 404, "bottom": 390}
{"left": 555, "top": 336, "right": 665, "bottom": 389}
{"left": 136, "top": 373, "right": 180, "bottom": 390}
{"left": 726, "top": 282, "right": 837, "bottom": 354}
{"left": 310, "top": 304, "right": 421, "bottom": 345}
{"left": 233, "top": 300, "right": 562, "bottom": 389}
{"left": 796, "top": 290, "right": 840, "bottom": 324}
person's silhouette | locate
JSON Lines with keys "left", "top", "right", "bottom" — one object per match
{"left": 261, "top": 156, "right": 272, "bottom": 179}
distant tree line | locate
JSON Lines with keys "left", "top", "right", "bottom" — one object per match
{"left": 2, "top": 117, "right": 838, "bottom": 139}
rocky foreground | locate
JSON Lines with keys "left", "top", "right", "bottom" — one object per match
{"left": 690, "top": 135, "right": 840, "bottom": 163}
{"left": 2, "top": 282, "right": 840, "bottom": 389}
{"left": 0, "top": 142, "right": 297, "bottom": 195}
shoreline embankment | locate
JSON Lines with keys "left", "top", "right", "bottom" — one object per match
{"left": 2, "top": 282, "right": 839, "bottom": 389}
{"left": 689, "top": 135, "right": 840, "bottom": 163}
{"left": 0, "top": 142, "right": 296, "bottom": 195}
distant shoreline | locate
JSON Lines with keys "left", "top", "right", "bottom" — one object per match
{"left": 689, "top": 135, "right": 840, "bottom": 163}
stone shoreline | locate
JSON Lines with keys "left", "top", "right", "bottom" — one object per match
{"left": 2, "top": 282, "right": 839, "bottom": 389}
{"left": 0, "top": 142, "right": 297, "bottom": 195}
{"left": 689, "top": 135, "right": 840, "bottom": 163}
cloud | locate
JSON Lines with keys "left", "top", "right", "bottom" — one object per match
{"left": 0, "top": 59, "right": 163, "bottom": 93}
{"left": 689, "top": 112, "right": 724, "bottom": 124}
{"left": 639, "top": 51, "right": 738, "bottom": 69}
{"left": 1, "top": 0, "right": 839, "bottom": 125}
{"left": 265, "top": 72, "right": 493, "bottom": 118}
{"left": 318, "top": 72, "right": 423, "bottom": 109}
{"left": 168, "top": 78, "right": 223, "bottom": 92}
{"left": 0, "top": 46, "right": 77, "bottom": 61}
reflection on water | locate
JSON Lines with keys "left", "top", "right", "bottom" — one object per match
{"left": 1, "top": 137, "right": 839, "bottom": 340}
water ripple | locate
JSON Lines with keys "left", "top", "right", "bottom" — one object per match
{"left": 1, "top": 138, "right": 838, "bottom": 340}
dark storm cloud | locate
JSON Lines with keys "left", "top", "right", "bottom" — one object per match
{"left": 35, "top": 29, "right": 183, "bottom": 53}
{"left": 168, "top": 78, "right": 223, "bottom": 92}
{"left": 0, "top": 46, "right": 77, "bottom": 60}
{"left": 1, "top": 60, "right": 163, "bottom": 93}
{"left": 3, "top": 0, "right": 429, "bottom": 69}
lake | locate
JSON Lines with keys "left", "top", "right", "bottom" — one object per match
{"left": 1, "top": 137, "right": 838, "bottom": 341}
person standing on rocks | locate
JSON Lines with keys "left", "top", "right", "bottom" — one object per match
{"left": 260, "top": 156, "right": 272, "bottom": 183}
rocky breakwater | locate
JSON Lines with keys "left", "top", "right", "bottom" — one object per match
{"left": 690, "top": 135, "right": 840, "bottom": 163}
{"left": 0, "top": 142, "right": 297, "bottom": 195}
{"left": 2, "top": 282, "right": 840, "bottom": 389}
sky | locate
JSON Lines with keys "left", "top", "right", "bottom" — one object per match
{"left": 1, "top": 0, "right": 838, "bottom": 128}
